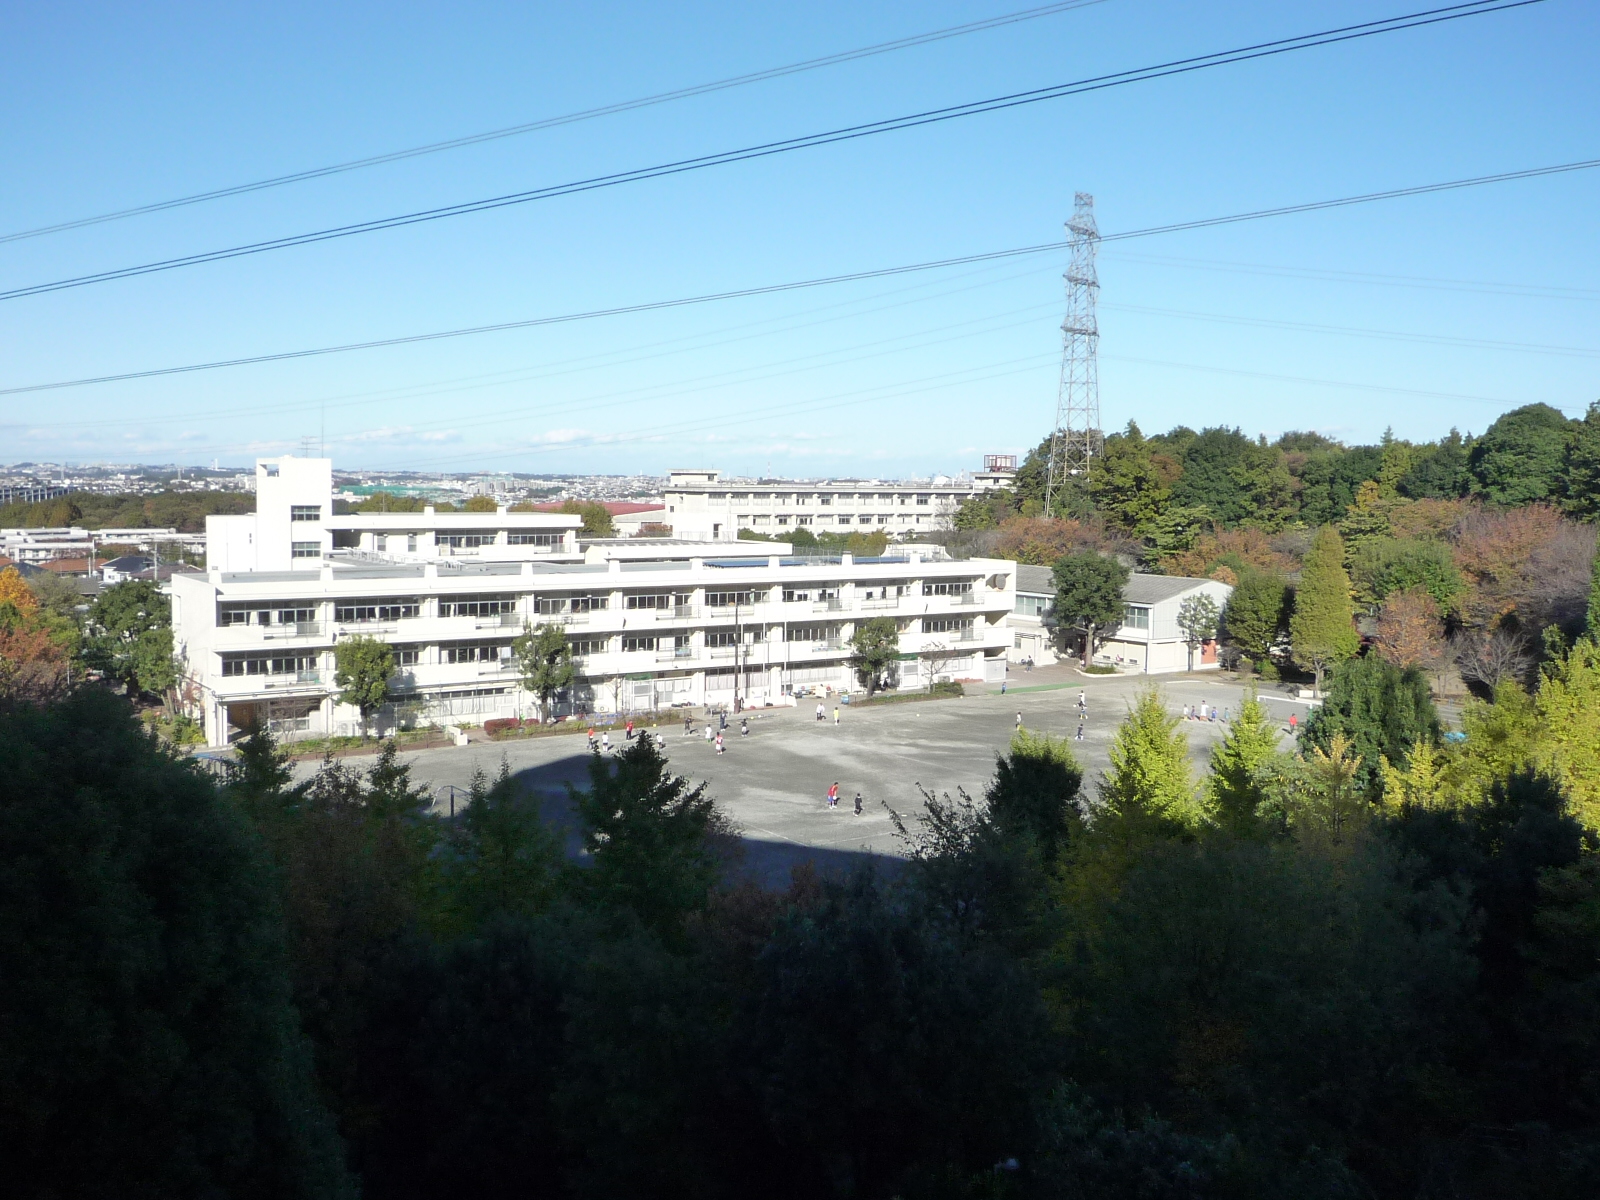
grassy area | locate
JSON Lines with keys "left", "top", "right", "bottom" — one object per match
{"left": 847, "top": 681, "right": 965, "bottom": 708}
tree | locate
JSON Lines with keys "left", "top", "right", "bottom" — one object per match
{"left": 1590, "top": 538, "right": 1600, "bottom": 636}
{"left": 462, "top": 494, "right": 499, "bottom": 512}
{"left": 334, "top": 634, "right": 394, "bottom": 737}
{"left": 1349, "top": 535, "right": 1463, "bottom": 613}
{"left": 1561, "top": 399, "right": 1600, "bottom": 519}
{"left": 992, "top": 515, "right": 1110, "bottom": 566}
{"left": 1176, "top": 592, "right": 1219, "bottom": 672}
{"left": 1532, "top": 634, "right": 1600, "bottom": 829}
{"left": 0, "top": 566, "right": 35, "bottom": 611}
{"left": 1289, "top": 526, "right": 1359, "bottom": 693}
{"left": 84, "top": 579, "right": 174, "bottom": 700}
{"left": 1087, "top": 421, "right": 1170, "bottom": 534}
{"left": 985, "top": 727, "right": 1083, "bottom": 864}
{"left": 0, "top": 689, "right": 353, "bottom": 1198}
{"left": 1207, "top": 689, "right": 1283, "bottom": 835}
{"left": 1372, "top": 585, "right": 1447, "bottom": 675}
{"left": 848, "top": 615, "right": 898, "bottom": 695}
{"left": 919, "top": 641, "right": 964, "bottom": 692}
{"left": 570, "top": 734, "right": 734, "bottom": 937}
{"left": 1300, "top": 653, "right": 1439, "bottom": 802}
{"left": 512, "top": 621, "right": 574, "bottom": 720}
{"left": 1222, "top": 569, "right": 1289, "bottom": 671}
{"left": 1469, "top": 402, "right": 1575, "bottom": 505}
{"left": 560, "top": 499, "right": 615, "bottom": 536}
{"left": 1098, "top": 686, "right": 1201, "bottom": 834}
{"left": 1169, "top": 426, "right": 1259, "bottom": 525}
{"left": 1052, "top": 551, "right": 1130, "bottom": 668}
{"left": 1398, "top": 428, "right": 1472, "bottom": 499}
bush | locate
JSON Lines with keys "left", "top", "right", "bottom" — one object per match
{"left": 484, "top": 717, "right": 525, "bottom": 738}
{"left": 1083, "top": 664, "right": 1117, "bottom": 675}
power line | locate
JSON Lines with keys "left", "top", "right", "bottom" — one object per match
{"left": 0, "top": 1, "right": 1113, "bottom": 246}
{"left": 0, "top": 1, "right": 1545, "bottom": 304}
{"left": 5, "top": 150, "right": 1594, "bottom": 397}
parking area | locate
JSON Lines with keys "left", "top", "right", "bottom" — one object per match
{"left": 292, "top": 672, "right": 1313, "bottom": 886}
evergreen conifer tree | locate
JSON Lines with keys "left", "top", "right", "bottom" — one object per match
{"left": 1289, "top": 526, "right": 1359, "bottom": 693}
{"left": 1206, "top": 689, "right": 1283, "bottom": 835}
{"left": 1098, "top": 687, "right": 1200, "bottom": 835}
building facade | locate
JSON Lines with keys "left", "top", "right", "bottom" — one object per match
{"left": 660, "top": 456, "right": 1018, "bottom": 542}
{"left": 1096, "top": 574, "right": 1233, "bottom": 673}
{"left": 175, "top": 457, "right": 1016, "bottom": 746}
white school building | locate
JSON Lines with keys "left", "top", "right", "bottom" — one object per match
{"left": 173, "top": 457, "right": 1017, "bottom": 746}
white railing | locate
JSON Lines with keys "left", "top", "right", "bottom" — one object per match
{"left": 812, "top": 599, "right": 846, "bottom": 613}
{"left": 653, "top": 605, "right": 699, "bottom": 621}
{"left": 476, "top": 612, "right": 523, "bottom": 629}
{"left": 859, "top": 598, "right": 900, "bottom": 610}
{"left": 657, "top": 648, "right": 698, "bottom": 663}
{"left": 262, "top": 621, "right": 324, "bottom": 639}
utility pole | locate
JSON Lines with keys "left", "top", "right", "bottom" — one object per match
{"left": 1044, "top": 193, "right": 1102, "bottom": 517}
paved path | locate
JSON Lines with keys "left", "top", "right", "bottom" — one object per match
{"left": 292, "top": 673, "right": 1312, "bottom": 886}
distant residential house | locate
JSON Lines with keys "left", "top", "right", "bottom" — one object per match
{"left": 100, "top": 555, "right": 154, "bottom": 584}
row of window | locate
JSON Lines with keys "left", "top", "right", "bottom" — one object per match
{"left": 219, "top": 581, "right": 983, "bottom": 626}
{"left": 221, "top": 655, "right": 317, "bottom": 677}
{"left": 745, "top": 513, "right": 929, "bottom": 527}
{"left": 706, "top": 492, "right": 936, "bottom": 505}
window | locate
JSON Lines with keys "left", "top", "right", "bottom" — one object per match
{"left": 781, "top": 586, "right": 813, "bottom": 603}
{"left": 1122, "top": 605, "right": 1152, "bottom": 630}
{"left": 407, "top": 534, "right": 417, "bottom": 553}
{"left": 335, "top": 599, "right": 420, "bottom": 623}
{"left": 395, "top": 646, "right": 420, "bottom": 667}
{"left": 221, "top": 654, "right": 315, "bottom": 677}
{"left": 571, "top": 638, "right": 608, "bottom": 656}
{"left": 508, "top": 531, "right": 559, "bottom": 546}
{"left": 291, "top": 542, "right": 321, "bottom": 559}
{"left": 706, "top": 630, "right": 741, "bottom": 647}
{"left": 439, "top": 593, "right": 519, "bottom": 618}
{"left": 787, "top": 624, "right": 836, "bottom": 644}
{"left": 737, "top": 513, "right": 752, "bottom": 524}
{"left": 818, "top": 495, "right": 832, "bottom": 505}
{"left": 706, "top": 590, "right": 759, "bottom": 607}
{"left": 916, "top": 494, "right": 931, "bottom": 506}
{"left": 290, "top": 505, "right": 321, "bottom": 522}
{"left": 776, "top": 515, "right": 790, "bottom": 526}
{"left": 625, "top": 593, "right": 672, "bottom": 610}
{"left": 621, "top": 635, "right": 657, "bottom": 652}
{"left": 924, "top": 617, "right": 974, "bottom": 634}
{"left": 836, "top": 514, "right": 852, "bottom": 525}
{"left": 752, "top": 515, "right": 771, "bottom": 526}
{"left": 797, "top": 516, "right": 812, "bottom": 526}
{"left": 1015, "top": 595, "right": 1050, "bottom": 617}
{"left": 923, "top": 580, "right": 974, "bottom": 596}
{"left": 438, "top": 532, "right": 495, "bottom": 549}
{"left": 877, "top": 514, "right": 891, "bottom": 525}
{"left": 375, "top": 535, "right": 387, "bottom": 552}
{"left": 441, "top": 642, "right": 507, "bottom": 664}
{"left": 569, "top": 594, "right": 609, "bottom": 613}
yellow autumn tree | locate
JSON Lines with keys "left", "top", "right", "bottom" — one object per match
{"left": 0, "top": 566, "right": 40, "bottom": 614}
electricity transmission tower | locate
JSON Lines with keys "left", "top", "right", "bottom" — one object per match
{"left": 1044, "top": 193, "right": 1101, "bottom": 516}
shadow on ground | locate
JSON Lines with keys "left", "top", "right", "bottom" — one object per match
{"left": 501, "top": 753, "right": 892, "bottom": 891}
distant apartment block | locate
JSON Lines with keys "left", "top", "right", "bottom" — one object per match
{"left": 660, "top": 456, "right": 1018, "bottom": 542}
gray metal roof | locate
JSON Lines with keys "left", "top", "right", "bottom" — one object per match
{"left": 1016, "top": 564, "right": 1055, "bottom": 595}
{"left": 1122, "top": 573, "right": 1219, "bottom": 606}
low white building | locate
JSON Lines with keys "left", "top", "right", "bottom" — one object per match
{"left": 1009, "top": 564, "right": 1059, "bottom": 667}
{"left": 1, "top": 526, "right": 93, "bottom": 564}
{"left": 1096, "top": 574, "right": 1233, "bottom": 674}
{"left": 661, "top": 457, "right": 1018, "bottom": 542}
{"left": 174, "top": 456, "right": 1017, "bottom": 746}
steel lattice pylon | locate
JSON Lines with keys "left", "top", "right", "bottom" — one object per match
{"left": 1044, "top": 193, "right": 1101, "bottom": 515}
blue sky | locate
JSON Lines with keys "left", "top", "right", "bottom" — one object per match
{"left": 1, "top": 0, "right": 1595, "bottom": 477}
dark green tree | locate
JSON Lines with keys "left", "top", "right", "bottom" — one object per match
{"left": 84, "top": 579, "right": 174, "bottom": 699}
{"left": 571, "top": 734, "right": 734, "bottom": 937}
{"left": 1087, "top": 421, "right": 1171, "bottom": 534}
{"left": 1300, "top": 653, "right": 1440, "bottom": 801}
{"left": 1052, "top": 551, "right": 1130, "bottom": 667}
{"left": 1170, "top": 426, "right": 1256, "bottom": 524}
{"left": 1469, "top": 402, "right": 1575, "bottom": 505}
{"left": 985, "top": 727, "right": 1084, "bottom": 865}
{"left": 848, "top": 615, "right": 899, "bottom": 695}
{"left": 1207, "top": 689, "right": 1284, "bottom": 836}
{"left": 1561, "top": 399, "right": 1600, "bottom": 520}
{"left": 0, "top": 690, "right": 352, "bottom": 1198}
{"left": 512, "top": 620, "right": 574, "bottom": 721}
{"left": 1398, "top": 428, "right": 1473, "bottom": 498}
{"left": 1292, "top": 443, "right": 1384, "bottom": 525}
{"left": 333, "top": 633, "right": 394, "bottom": 736}
{"left": 1349, "top": 535, "right": 1465, "bottom": 612}
{"left": 1222, "top": 569, "right": 1290, "bottom": 671}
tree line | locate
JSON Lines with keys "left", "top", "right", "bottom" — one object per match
{"left": 0, "top": 488, "right": 254, "bottom": 531}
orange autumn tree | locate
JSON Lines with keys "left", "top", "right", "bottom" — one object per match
{"left": 1373, "top": 586, "right": 1448, "bottom": 676}
{"left": 0, "top": 566, "right": 39, "bottom": 613}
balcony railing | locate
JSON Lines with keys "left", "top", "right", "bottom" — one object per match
{"left": 652, "top": 605, "right": 699, "bottom": 621}
{"left": 262, "top": 670, "right": 323, "bottom": 689}
{"left": 476, "top": 612, "right": 524, "bottom": 629}
{"left": 707, "top": 645, "right": 741, "bottom": 660}
{"left": 859, "top": 598, "right": 900, "bottom": 610}
{"left": 262, "top": 621, "right": 324, "bottom": 639}
{"left": 657, "top": 648, "right": 698, "bottom": 663}
{"left": 806, "top": 640, "right": 845, "bottom": 652}
{"left": 952, "top": 630, "right": 981, "bottom": 642}
{"left": 812, "top": 599, "right": 846, "bottom": 613}
{"left": 951, "top": 593, "right": 980, "bottom": 605}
